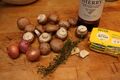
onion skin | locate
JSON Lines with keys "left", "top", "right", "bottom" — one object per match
{"left": 7, "top": 43, "right": 20, "bottom": 59}
{"left": 19, "top": 40, "right": 30, "bottom": 53}
{"left": 26, "top": 48, "right": 40, "bottom": 62}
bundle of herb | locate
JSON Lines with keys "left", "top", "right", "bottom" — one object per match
{"left": 37, "top": 39, "right": 80, "bottom": 76}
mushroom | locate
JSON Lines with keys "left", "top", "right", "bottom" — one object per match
{"left": 36, "top": 25, "right": 45, "bottom": 33}
{"left": 37, "top": 14, "right": 47, "bottom": 25}
{"left": 45, "top": 24, "right": 59, "bottom": 33}
{"left": 50, "top": 38, "right": 64, "bottom": 53}
{"left": 17, "top": 17, "right": 31, "bottom": 30}
{"left": 59, "top": 20, "right": 70, "bottom": 29}
{"left": 25, "top": 24, "right": 35, "bottom": 32}
{"left": 23, "top": 32, "right": 35, "bottom": 43}
{"left": 48, "top": 14, "right": 59, "bottom": 24}
{"left": 56, "top": 27, "right": 68, "bottom": 40}
{"left": 68, "top": 17, "right": 78, "bottom": 26}
{"left": 40, "top": 43, "right": 51, "bottom": 55}
{"left": 39, "top": 32, "right": 52, "bottom": 43}
{"left": 76, "top": 25, "right": 88, "bottom": 38}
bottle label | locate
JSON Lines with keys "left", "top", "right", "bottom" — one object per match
{"left": 79, "top": 0, "right": 105, "bottom": 21}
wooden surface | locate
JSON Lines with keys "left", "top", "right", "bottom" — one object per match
{"left": 0, "top": 0, "right": 120, "bottom": 80}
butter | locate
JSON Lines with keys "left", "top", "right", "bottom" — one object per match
{"left": 89, "top": 28, "right": 120, "bottom": 56}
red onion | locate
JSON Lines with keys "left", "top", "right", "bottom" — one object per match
{"left": 19, "top": 40, "right": 30, "bottom": 53}
{"left": 26, "top": 48, "right": 40, "bottom": 62}
{"left": 7, "top": 43, "right": 20, "bottom": 59}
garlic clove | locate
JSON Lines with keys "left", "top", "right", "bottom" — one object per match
{"left": 79, "top": 50, "right": 89, "bottom": 58}
{"left": 71, "top": 47, "right": 80, "bottom": 55}
{"left": 34, "top": 29, "right": 41, "bottom": 37}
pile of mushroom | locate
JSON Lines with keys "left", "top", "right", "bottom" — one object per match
{"left": 7, "top": 13, "right": 88, "bottom": 62}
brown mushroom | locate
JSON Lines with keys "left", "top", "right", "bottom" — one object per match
{"left": 50, "top": 38, "right": 64, "bottom": 53}
{"left": 40, "top": 43, "right": 51, "bottom": 55}
{"left": 45, "top": 24, "right": 59, "bottom": 33}
{"left": 37, "top": 14, "right": 47, "bottom": 25}
{"left": 22, "top": 32, "right": 35, "bottom": 43}
{"left": 17, "top": 17, "right": 31, "bottom": 30}
{"left": 36, "top": 25, "right": 45, "bottom": 33}
{"left": 56, "top": 27, "right": 68, "bottom": 40}
{"left": 25, "top": 24, "right": 35, "bottom": 32}
{"left": 76, "top": 25, "right": 88, "bottom": 38}
{"left": 39, "top": 32, "right": 52, "bottom": 43}
{"left": 48, "top": 14, "right": 59, "bottom": 24}
{"left": 68, "top": 17, "right": 78, "bottom": 26}
{"left": 59, "top": 20, "right": 70, "bottom": 29}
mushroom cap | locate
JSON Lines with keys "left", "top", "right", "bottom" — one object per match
{"left": 76, "top": 25, "right": 88, "bottom": 38}
{"left": 36, "top": 25, "right": 45, "bottom": 33}
{"left": 25, "top": 24, "right": 35, "bottom": 32}
{"left": 17, "top": 17, "right": 30, "bottom": 30}
{"left": 39, "top": 32, "right": 52, "bottom": 43}
{"left": 40, "top": 43, "right": 51, "bottom": 55}
{"left": 50, "top": 38, "right": 64, "bottom": 53}
{"left": 45, "top": 24, "right": 59, "bottom": 33}
{"left": 56, "top": 27, "right": 67, "bottom": 40}
{"left": 37, "top": 14, "right": 47, "bottom": 24}
{"left": 48, "top": 14, "right": 59, "bottom": 24}
{"left": 68, "top": 18, "right": 78, "bottom": 26}
{"left": 59, "top": 20, "right": 70, "bottom": 29}
{"left": 77, "top": 25, "right": 87, "bottom": 33}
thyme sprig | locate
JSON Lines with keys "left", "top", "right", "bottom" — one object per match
{"left": 37, "top": 39, "right": 80, "bottom": 76}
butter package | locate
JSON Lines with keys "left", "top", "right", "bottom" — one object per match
{"left": 89, "top": 28, "right": 120, "bottom": 56}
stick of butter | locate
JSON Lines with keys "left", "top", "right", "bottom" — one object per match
{"left": 89, "top": 28, "right": 120, "bottom": 56}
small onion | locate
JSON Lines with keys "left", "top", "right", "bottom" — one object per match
{"left": 26, "top": 48, "right": 40, "bottom": 62}
{"left": 19, "top": 40, "right": 30, "bottom": 53}
{"left": 7, "top": 43, "right": 20, "bottom": 59}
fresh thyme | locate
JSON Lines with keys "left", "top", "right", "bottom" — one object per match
{"left": 37, "top": 39, "right": 80, "bottom": 76}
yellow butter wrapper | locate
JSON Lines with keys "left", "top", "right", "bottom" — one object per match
{"left": 90, "top": 28, "right": 120, "bottom": 55}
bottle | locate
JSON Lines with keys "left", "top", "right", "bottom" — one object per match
{"left": 78, "top": 0, "right": 105, "bottom": 31}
